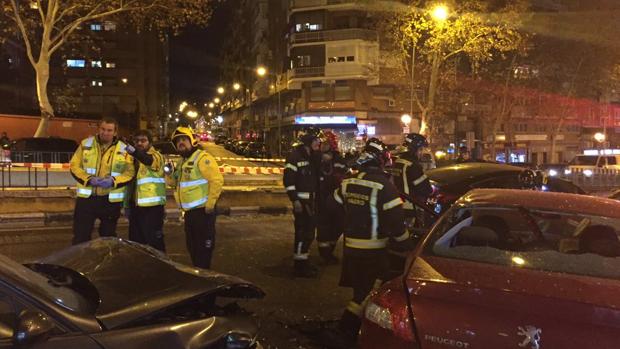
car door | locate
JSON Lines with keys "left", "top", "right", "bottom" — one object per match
{"left": 406, "top": 206, "right": 620, "bottom": 349}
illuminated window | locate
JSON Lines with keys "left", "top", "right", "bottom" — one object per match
{"left": 105, "top": 62, "right": 116, "bottom": 68}
{"left": 90, "top": 80, "right": 103, "bottom": 87}
{"left": 91, "top": 60, "right": 102, "bottom": 68}
{"left": 66, "top": 59, "right": 85, "bottom": 68}
{"left": 90, "top": 23, "right": 102, "bottom": 31}
{"left": 103, "top": 21, "right": 116, "bottom": 31}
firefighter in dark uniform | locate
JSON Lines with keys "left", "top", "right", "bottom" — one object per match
{"left": 283, "top": 127, "right": 321, "bottom": 278}
{"left": 328, "top": 138, "right": 410, "bottom": 346}
{"left": 316, "top": 131, "right": 347, "bottom": 264}
{"left": 391, "top": 133, "right": 433, "bottom": 219}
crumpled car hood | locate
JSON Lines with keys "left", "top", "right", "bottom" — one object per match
{"left": 37, "top": 238, "right": 264, "bottom": 329}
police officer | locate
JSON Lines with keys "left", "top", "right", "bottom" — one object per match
{"left": 70, "top": 117, "right": 135, "bottom": 244}
{"left": 391, "top": 133, "right": 433, "bottom": 217}
{"left": 329, "top": 138, "right": 409, "bottom": 346}
{"left": 316, "top": 131, "right": 347, "bottom": 265}
{"left": 167, "top": 126, "right": 224, "bottom": 268}
{"left": 283, "top": 127, "right": 321, "bottom": 277}
{"left": 125, "top": 129, "right": 167, "bottom": 252}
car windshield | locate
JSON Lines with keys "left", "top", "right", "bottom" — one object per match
{"left": 425, "top": 205, "right": 620, "bottom": 280}
{"left": 0, "top": 254, "right": 93, "bottom": 314}
{"left": 570, "top": 155, "right": 598, "bottom": 166}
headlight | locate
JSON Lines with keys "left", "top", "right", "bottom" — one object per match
{"left": 564, "top": 169, "right": 571, "bottom": 175}
{"left": 583, "top": 169, "right": 593, "bottom": 177}
{"left": 548, "top": 169, "right": 557, "bottom": 177}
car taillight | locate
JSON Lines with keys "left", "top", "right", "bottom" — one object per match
{"left": 364, "top": 278, "right": 417, "bottom": 343}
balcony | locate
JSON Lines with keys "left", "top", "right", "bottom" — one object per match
{"left": 290, "top": 66, "right": 325, "bottom": 78}
{"left": 290, "top": 28, "right": 377, "bottom": 45}
{"left": 290, "top": 0, "right": 352, "bottom": 9}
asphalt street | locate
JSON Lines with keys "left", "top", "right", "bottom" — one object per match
{"left": 0, "top": 214, "right": 351, "bottom": 349}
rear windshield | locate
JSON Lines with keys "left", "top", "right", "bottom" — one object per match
{"left": 570, "top": 155, "right": 598, "bottom": 166}
{"left": 425, "top": 205, "right": 620, "bottom": 280}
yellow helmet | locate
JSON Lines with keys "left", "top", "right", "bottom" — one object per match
{"left": 171, "top": 126, "right": 198, "bottom": 148}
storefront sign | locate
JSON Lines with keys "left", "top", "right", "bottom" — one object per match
{"left": 295, "top": 116, "right": 357, "bottom": 125}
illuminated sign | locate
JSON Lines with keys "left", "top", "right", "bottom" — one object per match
{"left": 295, "top": 116, "right": 357, "bottom": 125}
{"left": 357, "top": 124, "right": 376, "bottom": 135}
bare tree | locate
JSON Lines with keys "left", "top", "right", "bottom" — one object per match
{"left": 1, "top": 0, "right": 213, "bottom": 136}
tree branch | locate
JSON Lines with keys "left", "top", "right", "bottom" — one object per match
{"left": 443, "top": 32, "right": 488, "bottom": 62}
{"left": 36, "top": 0, "right": 46, "bottom": 24}
{"left": 9, "top": 0, "right": 37, "bottom": 66}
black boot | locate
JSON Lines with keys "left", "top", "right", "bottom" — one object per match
{"left": 294, "top": 260, "right": 319, "bottom": 278}
{"left": 318, "top": 243, "right": 339, "bottom": 265}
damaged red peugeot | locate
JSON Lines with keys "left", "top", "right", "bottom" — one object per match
{"left": 360, "top": 189, "right": 620, "bottom": 349}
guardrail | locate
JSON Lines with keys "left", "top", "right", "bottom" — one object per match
{"left": 1, "top": 165, "right": 51, "bottom": 190}
{"left": 10, "top": 151, "right": 74, "bottom": 164}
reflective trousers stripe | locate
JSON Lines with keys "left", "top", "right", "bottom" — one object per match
{"left": 297, "top": 192, "right": 310, "bottom": 199}
{"left": 286, "top": 185, "right": 296, "bottom": 191}
{"left": 180, "top": 197, "right": 207, "bottom": 210}
{"left": 413, "top": 174, "right": 428, "bottom": 186}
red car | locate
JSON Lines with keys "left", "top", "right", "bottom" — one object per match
{"left": 360, "top": 189, "right": 620, "bottom": 349}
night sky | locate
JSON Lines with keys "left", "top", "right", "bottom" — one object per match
{"left": 169, "top": 1, "right": 234, "bottom": 109}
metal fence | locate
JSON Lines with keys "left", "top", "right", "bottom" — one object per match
{"left": 10, "top": 151, "right": 74, "bottom": 164}
{"left": 1, "top": 166, "right": 51, "bottom": 190}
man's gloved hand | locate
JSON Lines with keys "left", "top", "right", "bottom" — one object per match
{"left": 99, "top": 177, "right": 114, "bottom": 189}
{"left": 88, "top": 177, "right": 101, "bottom": 187}
{"left": 125, "top": 144, "right": 136, "bottom": 154}
{"left": 293, "top": 200, "right": 303, "bottom": 213}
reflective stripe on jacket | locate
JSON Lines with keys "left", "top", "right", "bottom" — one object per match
{"left": 135, "top": 148, "right": 166, "bottom": 207}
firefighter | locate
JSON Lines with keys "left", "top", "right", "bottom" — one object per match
{"left": 391, "top": 133, "right": 433, "bottom": 218}
{"left": 166, "top": 126, "right": 224, "bottom": 268}
{"left": 283, "top": 127, "right": 321, "bottom": 277}
{"left": 327, "top": 137, "right": 409, "bottom": 347}
{"left": 70, "top": 117, "right": 135, "bottom": 244}
{"left": 316, "top": 131, "right": 347, "bottom": 265}
{"left": 125, "top": 129, "right": 167, "bottom": 252}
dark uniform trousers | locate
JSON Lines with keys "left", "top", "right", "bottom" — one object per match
{"left": 184, "top": 208, "right": 217, "bottom": 269}
{"left": 316, "top": 203, "right": 343, "bottom": 257}
{"left": 128, "top": 205, "right": 166, "bottom": 252}
{"left": 293, "top": 199, "right": 317, "bottom": 259}
{"left": 72, "top": 196, "right": 121, "bottom": 245}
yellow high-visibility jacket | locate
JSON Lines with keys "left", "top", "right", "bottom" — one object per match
{"left": 70, "top": 136, "right": 135, "bottom": 202}
{"left": 134, "top": 147, "right": 166, "bottom": 207}
{"left": 167, "top": 148, "right": 223, "bottom": 211}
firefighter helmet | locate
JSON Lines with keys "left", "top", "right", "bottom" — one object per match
{"left": 171, "top": 126, "right": 198, "bottom": 149}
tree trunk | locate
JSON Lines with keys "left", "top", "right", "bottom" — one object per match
{"left": 33, "top": 56, "right": 54, "bottom": 138}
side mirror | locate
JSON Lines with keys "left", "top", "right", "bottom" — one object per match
{"left": 457, "top": 226, "right": 499, "bottom": 246}
{"left": 13, "top": 310, "right": 55, "bottom": 348}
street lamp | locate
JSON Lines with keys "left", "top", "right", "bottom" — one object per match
{"left": 233, "top": 83, "right": 241, "bottom": 91}
{"left": 208, "top": 102, "right": 215, "bottom": 109}
{"left": 431, "top": 4, "right": 449, "bottom": 22}
{"left": 256, "top": 66, "right": 267, "bottom": 77}
{"left": 217, "top": 86, "right": 225, "bottom": 94}
{"left": 216, "top": 116, "right": 224, "bottom": 124}
{"left": 401, "top": 113, "right": 412, "bottom": 125}
{"left": 186, "top": 110, "right": 198, "bottom": 119}
{"left": 213, "top": 97, "right": 221, "bottom": 104}
{"left": 594, "top": 132, "right": 606, "bottom": 143}
{"left": 179, "top": 101, "right": 188, "bottom": 112}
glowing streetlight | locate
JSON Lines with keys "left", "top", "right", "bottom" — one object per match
{"left": 431, "top": 4, "right": 449, "bottom": 21}
{"left": 208, "top": 112, "right": 213, "bottom": 117}
{"left": 233, "top": 83, "right": 241, "bottom": 91}
{"left": 594, "top": 132, "right": 606, "bottom": 143}
{"left": 401, "top": 113, "right": 412, "bottom": 124}
{"left": 121, "top": 78, "right": 128, "bottom": 84}
{"left": 216, "top": 116, "right": 224, "bottom": 124}
{"left": 186, "top": 110, "right": 198, "bottom": 118}
{"left": 256, "top": 66, "right": 267, "bottom": 77}
{"left": 208, "top": 102, "right": 215, "bottom": 109}
{"left": 213, "top": 97, "right": 221, "bottom": 104}
{"left": 217, "top": 86, "right": 225, "bottom": 94}
{"left": 178, "top": 101, "right": 188, "bottom": 112}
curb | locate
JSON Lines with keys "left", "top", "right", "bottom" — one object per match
{"left": 0, "top": 205, "right": 291, "bottom": 229}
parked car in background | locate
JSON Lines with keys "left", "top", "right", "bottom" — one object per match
{"left": 233, "top": 141, "right": 249, "bottom": 155}
{"left": 360, "top": 189, "right": 620, "bottom": 349}
{"left": 10, "top": 137, "right": 78, "bottom": 163}
{"left": 224, "top": 139, "right": 236, "bottom": 151}
{"left": 244, "top": 142, "right": 270, "bottom": 158}
{"left": 566, "top": 154, "right": 620, "bottom": 175}
{"left": 426, "top": 163, "right": 586, "bottom": 214}
{"left": 214, "top": 135, "right": 228, "bottom": 145}
{"left": 0, "top": 238, "right": 264, "bottom": 349}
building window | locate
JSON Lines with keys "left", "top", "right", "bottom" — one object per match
{"left": 296, "top": 55, "right": 311, "bottom": 67}
{"left": 66, "top": 59, "right": 86, "bottom": 68}
{"left": 91, "top": 60, "right": 102, "bottom": 68}
{"left": 105, "top": 62, "right": 116, "bottom": 68}
{"left": 103, "top": 21, "right": 116, "bottom": 31}
{"left": 90, "top": 79, "right": 103, "bottom": 87}
{"left": 346, "top": 56, "right": 355, "bottom": 62}
{"left": 295, "top": 23, "right": 322, "bottom": 32}
{"left": 329, "top": 56, "right": 354, "bottom": 63}
{"left": 310, "top": 87, "right": 327, "bottom": 101}
{"left": 90, "top": 23, "right": 102, "bottom": 31}
{"left": 335, "top": 86, "right": 352, "bottom": 101}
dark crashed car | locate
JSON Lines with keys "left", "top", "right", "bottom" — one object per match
{"left": 0, "top": 238, "right": 264, "bottom": 349}
{"left": 426, "top": 162, "right": 586, "bottom": 214}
